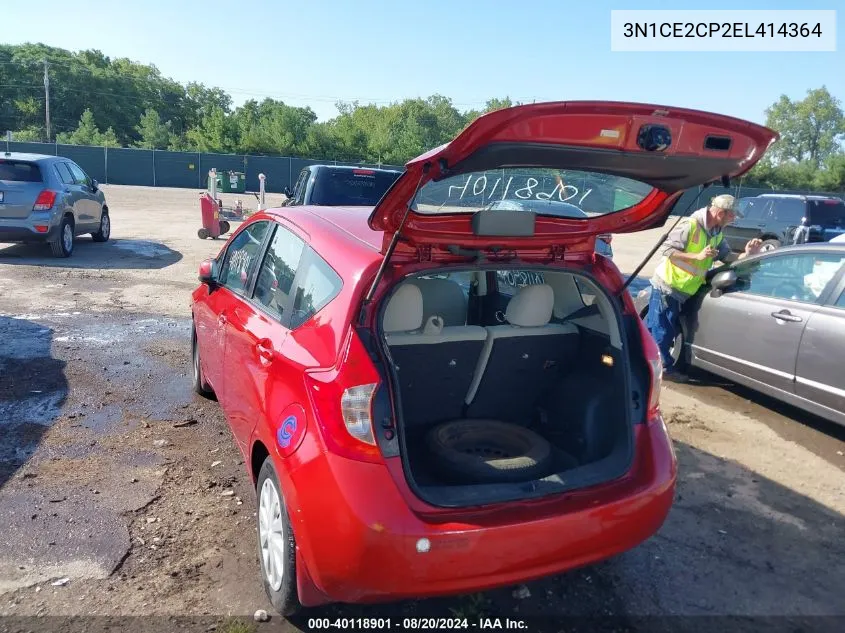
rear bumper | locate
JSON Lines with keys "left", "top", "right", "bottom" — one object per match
{"left": 286, "top": 418, "right": 676, "bottom": 605}
{"left": 0, "top": 213, "right": 59, "bottom": 242}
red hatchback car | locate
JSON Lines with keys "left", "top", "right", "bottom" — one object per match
{"left": 190, "top": 101, "right": 777, "bottom": 616}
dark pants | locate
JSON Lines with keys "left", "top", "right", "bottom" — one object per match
{"left": 645, "top": 289, "right": 683, "bottom": 373}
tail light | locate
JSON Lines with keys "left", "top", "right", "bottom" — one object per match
{"left": 637, "top": 318, "right": 663, "bottom": 418}
{"left": 647, "top": 357, "right": 663, "bottom": 415}
{"left": 33, "top": 190, "right": 57, "bottom": 211}
{"left": 340, "top": 383, "right": 377, "bottom": 444}
{"left": 304, "top": 329, "right": 383, "bottom": 463}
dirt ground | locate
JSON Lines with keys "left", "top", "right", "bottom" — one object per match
{"left": 1, "top": 185, "right": 844, "bottom": 632}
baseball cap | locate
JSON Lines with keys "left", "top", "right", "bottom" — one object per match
{"left": 711, "top": 194, "right": 741, "bottom": 217}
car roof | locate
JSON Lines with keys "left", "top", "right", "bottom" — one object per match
{"left": 264, "top": 205, "right": 384, "bottom": 268}
{"left": 0, "top": 152, "right": 58, "bottom": 163}
{"left": 756, "top": 193, "right": 842, "bottom": 201}
{"left": 311, "top": 164, "right": 402, "bottom": 175}
{"left": 755, "top": 242, "right": 845, "bottom": 255}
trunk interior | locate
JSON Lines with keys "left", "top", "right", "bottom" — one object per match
{"left": 377, "top": 265, "right": 642, "bottom": 508}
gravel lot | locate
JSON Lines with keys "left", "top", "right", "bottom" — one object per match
{"left": 1, "top": 185, "right": 844, "bottom": 632}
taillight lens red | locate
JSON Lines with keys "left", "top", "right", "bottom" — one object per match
{"left": 304, "top": 330, "right": 384, "bottom": 463}
{"left": 33, "top": 190, "right": 57, "bottom": 211}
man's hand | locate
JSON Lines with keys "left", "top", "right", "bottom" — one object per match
{"left": 696, "top": 246, "right": 719, "bottom": 260}
{"left": 744, "top": 238, "right": 763, "bottom": 255}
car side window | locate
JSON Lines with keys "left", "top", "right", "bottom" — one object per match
{"left": 252, "top": 224, "right": 306, "bottom": 321}
{"left": 289, "top": 169, "right": 309, "bottom": 206}
{"left": 736, "top": 198, "right": 769, "bottom": 221}
{"left": 288, "top": 249, "right": 343, "bottom": 329}
{"left": 769, "top": 198, "right": 806, "bottom": 224}
{"left": 67, "top": 162, "right": 90, "bottom": 187}
{"left": 218, "top": 221, "right": 271, "bottom": 295}
{"left": 55, "top": 163, "right": 75, "bottom": 185}
{"left": 734, "top": 253, "right": 845, "bottom": 304}
{"left": 836, "top": 289, "right": 845, "bottom": 309}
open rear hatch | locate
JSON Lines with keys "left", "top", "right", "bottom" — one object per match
{"left": 362, "top": 102, "right": 777, "bottom": 509}
{"left": 368, "top": 100, "right": 778, "bottom": 255}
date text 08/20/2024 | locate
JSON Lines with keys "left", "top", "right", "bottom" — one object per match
{"left": 307, "top": 618, "right": 529, "bottom": 630}
{"left": 622, "top": 22, "right": 823, "bottom": 39}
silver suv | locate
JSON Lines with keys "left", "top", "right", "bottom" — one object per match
{"left": 0, "top": 152, "right": 110, "bottom": 257}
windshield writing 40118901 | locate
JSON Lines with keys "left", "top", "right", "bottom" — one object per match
{"left": 445, "top": 174, "right": 593, "bottom": 206}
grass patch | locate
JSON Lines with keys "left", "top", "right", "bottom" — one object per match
{"left": 218, "top": 618, "right": 258, "bottom": 633}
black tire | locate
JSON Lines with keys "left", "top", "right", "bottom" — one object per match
{"left": 759, "top": 238, "right": 781, "bottom": 252}
{"left": 219, "top": 220, "right": 231, "bottom": 234}
{"left": 425, "top": 419, "right": 553, "bottom": 484}
{"left": 50, "top": 216, "right": 74, "bottom": 258}
{"left": 256, "top": 457, "right": 300, "bottom": 617}
{"left": 91, "top": 209, "right": 110, "bottom": 242}
{"left": 191, "top": 324, "right": 215, "bottom": 399}
{"left": 198, "top": 228, "right": 209, "bottom": 240}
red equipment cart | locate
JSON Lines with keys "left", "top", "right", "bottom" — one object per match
{"left": 197, "top": 192, "right": 231, "bottom": 240}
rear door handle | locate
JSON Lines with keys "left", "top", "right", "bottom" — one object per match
{"left": 256, "top": 338, "right": 275, "bottom": 364}
{"left": 771, "top": 310, "right": 802, "bottom": 323}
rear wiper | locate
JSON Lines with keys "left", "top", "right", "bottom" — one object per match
{"left": 618, "top": 181, "right": 718, "bottom": 297}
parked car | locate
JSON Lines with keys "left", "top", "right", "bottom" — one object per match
{"left": 722, "top": 193, "right": 845, "bottom": 253}
{"left": 634, "top": 243, "right": 845, "bottom": 427}
{"left": 281, "top": 164, "right": 402, "bottom": 208}
{"left": 0, "top": 152, "right": 110, "bottom": 257}
{"left": 190, "top": 101, "right": 777, "bottom": 616}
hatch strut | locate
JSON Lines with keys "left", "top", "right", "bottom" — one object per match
{"left": 618, "top": 180, "right": 722, "bottom": 296}
{"left": 360, "top": 162, "right": 432, "bottom": 318}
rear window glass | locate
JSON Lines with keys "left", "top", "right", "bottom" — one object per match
{"left": 0, "top": 160, "right": 43, "bottom": 182}
{"left": 309, "top": 169, "right": 401, "bottom": 206}
{"left": 769, "top": 198, "right": 806, "bottom": 224}
{"left": 411, "top": 168, "right": 654, "bottom": 218}
{"left": 808, "top": 199, "right": 845, "bottom": 228}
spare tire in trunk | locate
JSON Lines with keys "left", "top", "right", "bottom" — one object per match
{"left": 424, "top": 419, "right": 553, "bottom": 484}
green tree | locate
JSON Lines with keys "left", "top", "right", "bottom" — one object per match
{"left": 135, "top": 108, "right": 174, "bottom": 149}
{"left": 765, "top": 86, "right": 845, "bottom": 168}
{"left": 56, "top": 108, "right": 120, "bottom": 147}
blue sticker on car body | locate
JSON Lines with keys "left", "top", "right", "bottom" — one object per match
{"left": 277, "top": 415, "right": 297, "bottom": 448}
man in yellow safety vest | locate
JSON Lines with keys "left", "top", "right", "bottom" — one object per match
{"left": 646, "top": 194, "right": 762, "bottom": 382}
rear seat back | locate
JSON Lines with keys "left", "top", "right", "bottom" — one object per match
{"left": 384, "top": 281, "right": 487, "bottom": 427}
{"left": 404, "top": 277, "right": 468, "bottom": 326}
{"left": 465, "top": 284, "right": 579, "bottom": 423}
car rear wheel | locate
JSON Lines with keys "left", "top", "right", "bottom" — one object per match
{"left": 91, "top": 210, "right": 110, "bottom": 242}
{"left": 191, "top": 324, "right": 215, "bottom": 398}
{"left": 50, "top": 216, "right": 74, "bottom": 258}
{"left": 256, "top": 457, "right": 300, "bottom": 617}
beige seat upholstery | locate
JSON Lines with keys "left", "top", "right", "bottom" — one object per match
{"left": 383, "top": 282, "right": 487, "bottom": 427}
{"left": 465, "top": 284, "right": 579, "bottom": 423}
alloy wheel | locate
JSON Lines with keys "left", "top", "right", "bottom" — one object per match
{"left": 258, "top": 477, "right": 286, "bottom": 592}
{"left": 62, "top": 224, "right": 73, "bottom": 253}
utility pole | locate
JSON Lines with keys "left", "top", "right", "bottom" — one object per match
{"left": 42, "top": 60, "right": 51, "bottom": 142}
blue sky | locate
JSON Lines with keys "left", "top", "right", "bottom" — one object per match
{"left": 4, "top": 0, "right": 842, "bottom": 124}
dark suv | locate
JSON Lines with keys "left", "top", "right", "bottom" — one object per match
{"left": 723, "top": 193, "right": 845, "bottom": 253}
{"left": 281, "top": 164, "right": 402, "bottom": 208}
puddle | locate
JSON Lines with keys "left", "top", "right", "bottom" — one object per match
{"left": 0, "top": 392, "right": 66, "bottom": 426}
{"left": 111, "top": 239, "right": 172, "bottom": 258}
{"left": 77, "top": 404, "right": 126, "bottom": 434}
